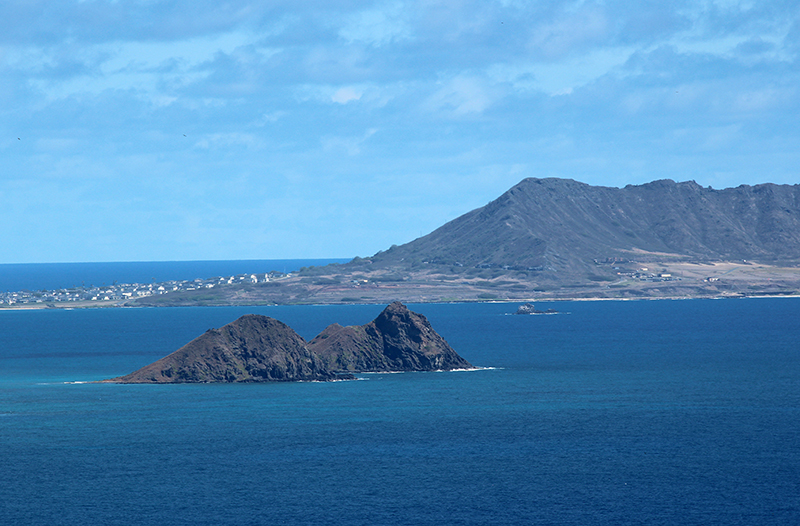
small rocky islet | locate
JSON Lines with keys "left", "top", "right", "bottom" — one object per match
{"left": 105, "top": 302, "right": 472, "bottom": 383}
{"left": 514, "top": 302, "right": 558, "bottom": 315}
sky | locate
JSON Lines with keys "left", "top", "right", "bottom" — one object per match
{"left": 2, "top": 0, "right": 799, "bottom": 263}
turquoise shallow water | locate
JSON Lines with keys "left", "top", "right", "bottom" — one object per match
{"left": 2, "top": 299, "right": 799, "bottom": 525}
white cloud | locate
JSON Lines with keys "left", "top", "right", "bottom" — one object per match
{"left": 4, "top": 0, "right": 800, "bottom": 263}
{"left": 338, "top": 1, "right": 412, "bottom": 46}
{"left": 331, "top": 86, "right": 363, "bottom": 104}
{"left": 255, "top": 111, "right": 287, "bottom": 125}
{"left": 663, "top": 123, "right": 744, "bottom": 153}
{"left": 423, "top": 75, "right": 497, "bottom": 115}
{"left": 194, "top": 132, "right": 261, "bottom": 150}
{"left": 488, "top": 46, "right": 635, "bottom": 95}
{"left": 527, "top": 4, "right": 610, "bottom": 60}
{"left": 13, "top": 29, "right": 282, "bottom": 104}
{"left": 321, "top": 128, "right": 377, "bottom": 156}
{"left": 295, "top": 82, "right": 396, "bottom": 108}
{"left": 731, "top": 86, "right": 795, "bottom": 112}
{"left": 105, "top": 32, "right": 257, "bottom": 74}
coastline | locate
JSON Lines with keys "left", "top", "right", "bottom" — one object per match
{"left": 3, "top": 258, "right": 799, "bottom": 310}
{"left": 2, "top": 291, "right": 799, "bottom": 311}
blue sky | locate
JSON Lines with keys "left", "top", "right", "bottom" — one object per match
{"left": 2, "top": 0, "right": 799, "bottom": 263}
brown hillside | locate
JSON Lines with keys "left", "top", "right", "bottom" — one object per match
{"left": 107, "top": 314, "right": 338, "bottom": 383}
{"left": 309, "top": 301, "right": 473, "bottom": 372}
{"left": 106, "top": 303, "right": 473, "bottom": 383}
{"left": 366, "top": 178, "right": 800, "bottom": 275}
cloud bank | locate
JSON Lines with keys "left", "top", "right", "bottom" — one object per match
{"left": 2, "top": 0, "right": 799, "bottom": 262}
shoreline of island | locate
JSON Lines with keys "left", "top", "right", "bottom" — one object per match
{"left": 3, "top": 257, "right": 799, "bottom": 311}
{"left": 2, "top": 291, "right": 798, "bottom": 311}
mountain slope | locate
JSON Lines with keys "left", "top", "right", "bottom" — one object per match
{"left": 368, "top": 178, "right": 800, "bottom": 275}
{"left": 131, "top": 177, "right": 800, "bottom": 306}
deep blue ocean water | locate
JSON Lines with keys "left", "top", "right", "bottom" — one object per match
{"left": 0, "top": 259, "right": 350, "bottom": 292}
{"left": 2, "top": 298, "right": 799, "bottom": 525}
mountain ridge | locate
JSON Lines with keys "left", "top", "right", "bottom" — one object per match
{"left": 366, "top": 178, "right": 800, "bottom": 274}
{"left": 124, "top": 177, "right": 800, "bottom": 306}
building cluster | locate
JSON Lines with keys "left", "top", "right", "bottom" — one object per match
{"left": 1, "top": 272, "right": 285, "bottom": 306}
{"left": 615, "top": 267, "right": 678, "bottom": 282}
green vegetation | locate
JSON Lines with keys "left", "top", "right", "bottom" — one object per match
{"left": 297, "top": 263, "right": 344, "bottom": 276}
{"left": 371, "top": 274, "right": 406, "bottom": 282}
{"left": 587, "top": 274, "right": 616, "bottom": 282}
{"left": 299, "top": 277, "right": 341, "bottom": 285}
{"left": 313, "top": 278, "right": 341, "bottom": 284}
{"left": 475, "top": 280, "right": 517, "bottom": 288}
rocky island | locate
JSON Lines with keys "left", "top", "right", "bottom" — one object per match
{"left": 105, "top": 302, "right": 472, "bottom": 383}
{"left": 309, "top": 301, "right": 471, "bottom": 372}
{"left": 514, "top": 303, "right": 558, "bottom": 315}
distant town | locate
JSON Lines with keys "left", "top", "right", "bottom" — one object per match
{"left": 1, "top": 271, "right": 290, "bottom": 307}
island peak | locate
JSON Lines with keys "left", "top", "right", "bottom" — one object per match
{"left": 105, "top": 303, "right": 472, "bottom": 383}
{"left": 309, "top": 302, "right": 473, "bottom": 372}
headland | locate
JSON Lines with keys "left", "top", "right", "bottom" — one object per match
{"left": 5, "top": 178, "right": 800, "bottom": 308}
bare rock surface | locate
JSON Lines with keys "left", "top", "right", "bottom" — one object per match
{"left": 106, "top": 303, "right": 471, "bottom": 383}
{"left": 309, "top": 301, "right": 473, "bottom": 372}
{"left": 107, "top": 314, "right": 341, "bottom": 383}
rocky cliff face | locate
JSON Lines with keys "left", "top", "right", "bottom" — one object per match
{"left": 309, "top": 302, "right": 473, "bottom": 372}
{"left": 107, "top": 314, "right": 342, "bottom": 383}
{"left": 106, "top": 303, "right": 471, "bottom": 383}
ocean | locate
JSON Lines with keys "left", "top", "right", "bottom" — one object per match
{"left": 2, "top": 293, "right": 799, "bottom": 523}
